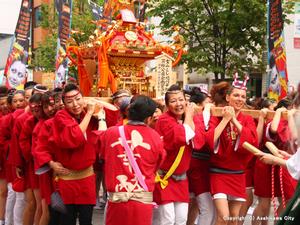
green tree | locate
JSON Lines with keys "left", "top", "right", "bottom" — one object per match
{"left": 148, "top": 0, "right": 292, "bottom": 80}
{"left": 32, "top": 0, "right": 104, "bottom": 72}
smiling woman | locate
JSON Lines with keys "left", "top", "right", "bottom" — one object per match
{"left": 153, "top": 84, "right": 203, "bottom": 225}
{"left": 40, "top": 83, "right": 99, "bottom": 225}
{"left": 226, "top": 87, "right": 247, "bottom": 112}
{"left": 165, "top": 85, "right": 186, "bottom": 120}
{"left": 204, "top": 75, "right": 258, "bottom": 225}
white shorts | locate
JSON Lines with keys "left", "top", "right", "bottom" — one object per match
{"left": 213, "top": 193, "right": 246, "bottom": 202}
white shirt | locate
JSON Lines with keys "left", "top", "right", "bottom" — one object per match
{"left": 183, "top": 124, "right": 195, "bottom": 144}
{"left": 286, "top": 147, "right": 300, "bottom": 180}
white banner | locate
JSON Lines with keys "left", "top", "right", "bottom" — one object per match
{"left": 155, "top": 54, "right": 175, "bottom": 98}
{"left": 294, "top": 2, "right": 300, "bottom": 48}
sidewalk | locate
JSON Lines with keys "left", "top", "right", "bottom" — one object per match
{"left": 90, "top": 195, "right": 279, "bottom": 225}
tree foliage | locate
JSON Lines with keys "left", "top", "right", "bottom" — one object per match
{"left": 148, "top": 0, "right": 269, "bottom": 80}
{"left": 32, "top": 0, "right": 104, "bottom": 72}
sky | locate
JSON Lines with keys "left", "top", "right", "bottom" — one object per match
{"left": 0, "top": 0, "right": 22, "bottom": 34}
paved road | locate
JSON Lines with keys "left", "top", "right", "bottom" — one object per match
{"left": 90, "top": 198, "right": 276, "bottom": 225}
{"left": 92, "top": 208, "right": 104, "bottom": 224}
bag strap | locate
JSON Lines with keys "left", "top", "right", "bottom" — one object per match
{"left": 118, "top": 126, "right": 149, "bottom": 192}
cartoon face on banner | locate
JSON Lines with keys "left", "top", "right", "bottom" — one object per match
{"left": 7, "top": 60, "right": 27, "bottom": 88}
{"left": 4, "top": 42, "right": 28, "bottom": 89}
{"left": 55, "top": 62, "right": 67, "bottom": 87}
{"left": 55, "top": 45, "right": 68, "bottom": 87}
{"left": 269, "top": 65, "right": 280, "bottom": 99}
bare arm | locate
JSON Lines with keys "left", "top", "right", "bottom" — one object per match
{"left": 270, "top": 107, "right": 286, "bottom": 134}
{"left": 231, "top": 117, "right": 242, "bottom": 133}
{"left": 79, "top": 102, "right": 95, "bottom": 133}
{"left": 288, "top": 109, "right": 298, "bottom": 140}
{"left": 256, "top": 153, "right": 287, "bottom": 168}
{"left": 256, "top": 108, "right": 268, "bottom": 144}
{"left": 230, "top": 106, "right": 244, "bottom": 133}
{"left": 184, "top": 102, "right": 195, "bottom": 131}
{"left": 213, "top": 106, "right": 232, "bottom": 143}
{"left": 49, "top": 160, "right": 70, "bottom": 175}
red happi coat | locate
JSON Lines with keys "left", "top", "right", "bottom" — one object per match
{"left": 206, "top": 113, "right": 258, "bottom": 198}
{"left": 19, "top": 115, "right": 39, "bottom": 189}
{"left": 32, "top": 119, "right": 46, "bottom": 169}
{"left": 33, "top": 118, "right": 54, "bottom": 169}
{"left": 92, "top": 123, "right": 165, "bottom": 225}
{"left": 104, "top": 107, "right": 120, "bottom": 128}
{"left": 187, "top": 113, "right": 215, "bottom": 196}
{"left": 9, "top": 111, "right": 31, "bottom": 170}
{"left": 0, "top": 109, "right": 24, "bottom": 182}
{"left": 48, "top": 109, "right": 97, "bottom": 204}
{"left": 33, "top": 118, "right": 55, "bottom": 205}
{"left": 153, "top": 111, "right": 204, "bottom": 204}
{"left": 254, "top": 119, "right": 297, "bottom": 199}
{"left": 0, "top": 113, "right": 13, "bottom": 180}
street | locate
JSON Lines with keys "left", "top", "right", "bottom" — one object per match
{"left": 90, "top": 200, "right": 276, "bottom": 225}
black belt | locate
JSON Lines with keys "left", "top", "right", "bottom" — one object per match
{"left": 191, "top": 151, "right": 210, "bottom": 161}
{"left": 210, "top": 167, "right": 244, "bottom": 174}
{"left": 157, "top": 170, "right": 187, "bottom": 181}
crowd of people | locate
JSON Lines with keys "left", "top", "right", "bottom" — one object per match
{"left": 0, "top": 77, "right": 299, "bottom": 225}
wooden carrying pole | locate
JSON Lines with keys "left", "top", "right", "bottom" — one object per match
{"left": 84, "top": 97, "right": 294, "bottom": 120}
{"left": 83, "top": 97, "right": 118, "bottom": 112}
{"left": 210, "top": 107, "right": 288, "bottom": 120}
{"left": 242, "top": 142, "right": 262, "bottom": 155}
{"left": 265, "top": 142, "right": 282, "bottom": 158}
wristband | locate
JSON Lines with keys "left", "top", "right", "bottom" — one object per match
{"left": 98, "top": 118, "right": 106, "bottom": 121}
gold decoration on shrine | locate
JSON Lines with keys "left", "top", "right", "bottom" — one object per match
{"left": 65, "top": 0, "right": 185, "bottom": 96}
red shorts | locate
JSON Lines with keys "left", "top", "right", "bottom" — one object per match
{"left": 187, "top": 158, "right": 210, "bottom": 196}
{"left": 210, "top": 172, "right": 246, "bottom": 199}
{"left": 106, "top": 201, "right": 153, "bottom": 225}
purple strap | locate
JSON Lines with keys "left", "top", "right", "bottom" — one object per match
{"left": 118, "top": 126, "right": 149, "bottom": 192}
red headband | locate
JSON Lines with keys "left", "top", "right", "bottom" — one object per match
{"left": 33, "top": 85, "right": 49, "bottom": 93}
{"left": 63, "top": 90, "right": 80, "bottom": 99}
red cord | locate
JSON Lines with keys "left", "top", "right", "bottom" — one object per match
{"left": 279, "top": 167, "right": 286, "bottom": 209}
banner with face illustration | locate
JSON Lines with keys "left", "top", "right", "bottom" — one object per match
{"left": 54, "top": 0, "right": 72, "bottom": 88}
{"left": 267, "top": 0, "right": 288, "bottom": 101}
{"left": 3, "top": 0, "right": 31, "bottom": 90}
{"left": 88, "top": 0, "right": 103, "bottom": 21}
